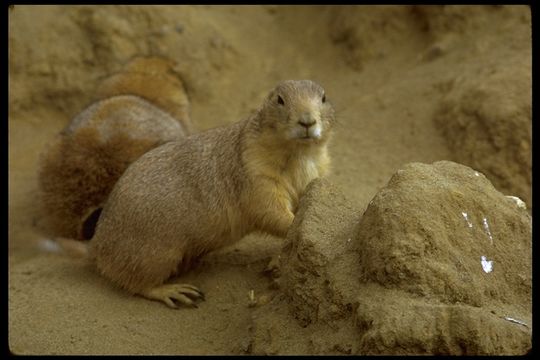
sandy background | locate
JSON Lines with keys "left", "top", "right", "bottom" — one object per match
{"left": 8, "top": 5, "right": 531, "bottom": 355}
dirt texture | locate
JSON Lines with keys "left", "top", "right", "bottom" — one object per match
{"left": 8, "top": 5, "right": 531, "bottom": 355}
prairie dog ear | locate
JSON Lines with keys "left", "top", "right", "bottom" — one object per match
{"left": 266, "top": 88, "right": 278, "bottom": 102}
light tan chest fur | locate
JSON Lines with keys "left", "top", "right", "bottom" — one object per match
{"left": 280, "top": 147, "right": 329, "bottom": 209}
{"left": 244, "top": 140, "right": 330, "bottom": 214}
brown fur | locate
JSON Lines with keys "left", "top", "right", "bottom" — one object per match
{"left": 39, "top": 127, "right": 159, "bottom": 239}
{"left": 87, "top": 80, "right": 335, "bottom": 302}
{"left": 38, "top": 56, "right": 192, "bottom": 240}
{"left": 95, "top": 56, "right": 193, "bottom": 134}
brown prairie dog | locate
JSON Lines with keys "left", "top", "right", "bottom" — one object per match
{"left": 95, "top": 56, "right": 194, "bottom": 134}
{"left": 38, "top": 56, "right": 192, "bottom": 241}
{"left": 87, "top": 80, "right": 334, "bottom": 308}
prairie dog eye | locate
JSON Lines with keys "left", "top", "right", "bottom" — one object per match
{"left": 277, "top": 95, "right": 285, "bottom": 106}
{"left": 322, "top": 94, "right": 326, "bottom": 103}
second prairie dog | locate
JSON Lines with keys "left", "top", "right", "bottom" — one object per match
{"left": 95, "top": 56, "right": 194, "bottom": 134}
{"left": 38, "top": 56, "right": 192, "bottom": 240}
{"left": 88, "top": 80, "right": 335, "bottom": 308}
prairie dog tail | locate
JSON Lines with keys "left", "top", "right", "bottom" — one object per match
{"left": 38, "top": 237, "right": 89, "bottom": 259}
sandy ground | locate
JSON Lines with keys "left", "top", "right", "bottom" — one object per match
{"left": 8, "top": 5, "right": 531, "bottom": 355}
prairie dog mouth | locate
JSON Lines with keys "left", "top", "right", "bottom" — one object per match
{"left": 309, "top": 126, "right": 322, "bottom": 139}
{"left": 302, "top": 125, "right": 322, "bottom": 139}
{"left": 288, "top": 123, "right": 323, "bottom": 141}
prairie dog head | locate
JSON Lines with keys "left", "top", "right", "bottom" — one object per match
{"left": 258, "top": 80, "right": 335, "bottom": 145}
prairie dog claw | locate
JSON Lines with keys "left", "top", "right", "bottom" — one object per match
{"left": 140, "top": 283, "right": 204, "bottom": 308}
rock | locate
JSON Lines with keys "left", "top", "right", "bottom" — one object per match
{"left": 355, "top": 161, "right": 531, "bottom": 354}
{"left": 257, "top": 294, "right": 271, "bottom": 307}
{"left": 246, "top": 179, "right": 362, "bottom": 355}
{"left": 280, "top": 178, "right": 362, "bottom": 328}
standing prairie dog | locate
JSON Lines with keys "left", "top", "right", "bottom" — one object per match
{"left": 86, "top": 80, "right": 334, "bottom": 308}
{"left": 38, "top": 56, "right": 192, "bottom": 240}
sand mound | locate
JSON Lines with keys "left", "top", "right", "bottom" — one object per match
{"left": 408, "top": 5, "right": 533, "bottom": 209}
{"left": 280, "top": 179, "right": 361, "bottom": 327}
{"left": 247, "top": 179, "right": 362, "bottom": 354}
{"left": 433, "top": 57, "right": 532, "bottom": 210}
{"left": 355, "top": 161, "right": 531, "bottom": 354}
{"left": 262, "top": 161, "right": 531, "bottom": 355}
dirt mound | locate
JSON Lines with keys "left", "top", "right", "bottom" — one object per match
{"left": 355, "top": 161, "right": 531, "bottom": 354}
{"left": 357, "top": 161, "right": 531, "bottom": 306}
{"left": 248, "top": 179, "right": 362, "bottom": 355}
{"left": 280, "top": 179, "right": 361, "bottom": 327}
{"left": 262, "top": 161, "right": 531, "bottom": 355}
{"left": 433, "top": 56, "right": 532, "bottom": 209}
{"left": 405, "top": 5, "right": 533, "bottom": 209}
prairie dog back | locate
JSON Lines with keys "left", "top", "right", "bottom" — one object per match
{"left": 90, "top": 123, "right": 247, "bottom": 274}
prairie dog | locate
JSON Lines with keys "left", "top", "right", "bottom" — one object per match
{"left": 88, "top": 80, "right": 334, "bottom": 308}
{"left": 95, "top": 56, "right": 194, "bottom": 134}
{"left": 38, "top": 56, "right": 192, "bottom": 240}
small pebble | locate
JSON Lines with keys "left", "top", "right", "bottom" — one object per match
{"left": 257, "top": 294, "right": 270, "bottom": 306}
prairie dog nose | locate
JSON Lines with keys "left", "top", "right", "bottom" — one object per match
{"left": 298, "top": 113, "right": 316, "bottom": 128}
